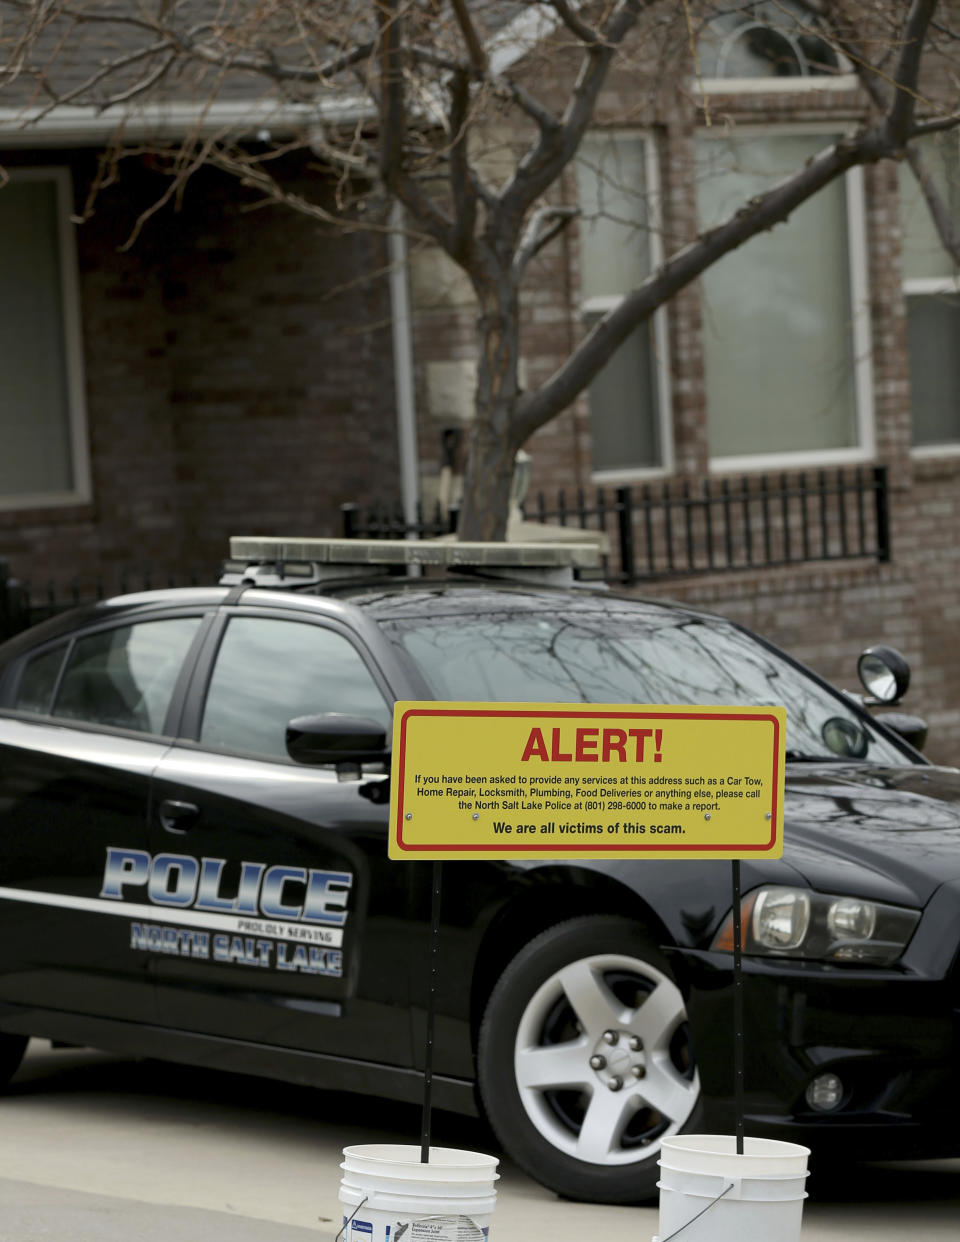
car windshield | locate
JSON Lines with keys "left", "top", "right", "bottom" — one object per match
{"left": 380, "top": 608, "right": 908, "bottom": 765}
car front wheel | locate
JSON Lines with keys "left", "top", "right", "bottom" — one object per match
{"left": 477, "top": 916, "right": 700, "bottom": 1203}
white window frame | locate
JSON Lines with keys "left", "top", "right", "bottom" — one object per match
{"left": 902, "top": 132, "right": 960, "bottom": 458}
{"left": 1, "top": 166, "right": 91, "bottom": 511}
{"left": 579, "top": 132, "right": 674, "bottom": 485}
{"left": 696, "top": 123, "right": 875, "bottom": 475}
{"left": 694, "top": 71, "right": 857, "bottom": 97}
{"left": 906, "top": 274, "right": 960, "bottom": 460}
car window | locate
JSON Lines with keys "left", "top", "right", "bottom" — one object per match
{"left": 53, "top": 617, "right": 202, "bottom": 734}
{"left": 199, "top": 616, "right": 391, "bottom": 761}
{"left": 13, "top": 644, "right": 67, "bottom": 714}
{"left": 381, "top": 610, "right": 907, "bottom": 765}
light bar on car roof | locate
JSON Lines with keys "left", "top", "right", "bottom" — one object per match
{"left": 228, "top": 536, "right": 601, "bottom": 570}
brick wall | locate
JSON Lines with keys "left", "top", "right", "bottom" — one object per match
{"left": 0, "top": 151, "right": 398, "bottom": 589}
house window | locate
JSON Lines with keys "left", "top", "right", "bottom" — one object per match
{"left": 0, "top": 168, "right": 90, "bottom": 510}
{"left": 696, "top": 0, "right": 854, "bottom": 90}
{"left": 574, "top": 132, "right": 672, "bottom": 479}
{"left": 899, "top": 136, "right": 960, "bottom": 450}
{"left": 695, "top": 130, "right": 872, "bottom": 469}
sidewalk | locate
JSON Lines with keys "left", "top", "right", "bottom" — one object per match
{"left": 0, "top": 1179, "right": 324, "bottom": 1242}
{"left": 0, "top": 1044, "right": 647, "bottom": 1240}
{"left": 2, "top": 1044, "right": 960, "bottom": 1241}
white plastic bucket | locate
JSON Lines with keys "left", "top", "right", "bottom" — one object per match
{"left": 339, "top": 1144, "right": 499, "bottom": 1242}
{"left": 656, "top": 1134, "right": 810, "bottom": 1242}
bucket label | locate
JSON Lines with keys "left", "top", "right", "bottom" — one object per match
{"left": 399, "top": 1217, "right": 488, "bottom": 1242}
{"left": 343, "top": 1213, "right": 489, "bottom": 1242}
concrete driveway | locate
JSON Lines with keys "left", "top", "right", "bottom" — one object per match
{"left": 1, "top": 1041, "right": 958, "bottom": 1241}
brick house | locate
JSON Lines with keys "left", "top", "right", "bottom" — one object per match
{"left": 407, "top": 3, "right": 960, "bottom": 763}
{"left": 1, "top": 4, "right": 959, "bottom": 760}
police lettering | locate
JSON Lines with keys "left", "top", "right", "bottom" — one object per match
{"left": 100, "top": 847, "right": 351, "bottom": 927}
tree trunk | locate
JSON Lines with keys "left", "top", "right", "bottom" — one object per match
{"left": 458, "top": 413, "right": 522, "bottom": 541}
{"left": 457, "top": 282, "right": 523, "bottom": 541}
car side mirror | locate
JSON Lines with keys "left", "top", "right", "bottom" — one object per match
{"left": 857, "top": 645, "right": 910, "bottom": 705}
{"left": 286, "top": 713, "right": 389, "bottom": 765}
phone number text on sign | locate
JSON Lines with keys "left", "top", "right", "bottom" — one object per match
{"left": 389, "top": 702, "right": 786, "bottom": 860}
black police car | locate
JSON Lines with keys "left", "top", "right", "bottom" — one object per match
{"left": 0, "top": 537, "right": 957, "bottom": 1205}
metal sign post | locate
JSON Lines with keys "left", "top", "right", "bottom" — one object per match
{"left": 732, "top": 859, "right": 745, "bottom": 1154}
{"left": 420, "top": 859, "right": 443, "bottom": 1163}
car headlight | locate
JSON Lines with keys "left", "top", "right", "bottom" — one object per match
{"left": 712, "top": 886, "right": 920, "bottom": 965}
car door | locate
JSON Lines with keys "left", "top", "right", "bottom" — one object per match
{"left": 0, "top": 611, "right": 207, "bottom": 1027}
{"left": 147, "top": 605, "right": 414, "bottom": 1067}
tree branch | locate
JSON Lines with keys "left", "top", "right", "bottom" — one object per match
{"left": 493, "top": 72, "right": 563, "bottom": 135}
{"left": 516, "top": 132, "right": 872, "bottom": 439}
{"left": 904, "top": 141, "right": 960, "bottom": 266}
{"left": 377, "top": 0, "right": 407, "bottom": 187}
{"left": 98, "top": 49, "right": 178, "bottom": 109}
{"left": 497, "top": 0, "right": 647, "bottom": 236}
{"left": 118, "top": 132, "right": 220, "bottom": 252}
{"left": 550, "top": 0, "right": 603, "bottom": 46}
{"left": 179, "top": 32, "right": 377, "bottom": 86}
{"left": 447, "top": 64, "right": 477, "bottom": 263}
{"left": 366, "top": 4, "right": 460, "bottom": 255}
{"left": 6, "top": 1, "right": 166, "bottom": 41}
{"left": 4, "top": 2, "right": 378, "bottom": 87}
{"left": 204, "top": 145, "right": 346, "bottom": 229}
{"left": 886, "top": 0, "right": 938, "bottom": 143}
{"left": 825, "top": 3, "right": 959, "bottom": 268}
{"left": 25, "top": 38, "right": 176, "bottom": 119}
{"left": 912, "top": 114, "right": 960, "bottom": 136}
{"left": 512, "top": 204, "right": 579, "bottom": 279}
{"left": 306, "top": 123, "right": 379, "bottom": 182}
{"left": 448, "top": 0, "right": 487, "bottom": 71}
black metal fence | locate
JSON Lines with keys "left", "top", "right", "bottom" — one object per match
{"left": 341, "top": 501, "right": 459, "bottom": 541}
{"left": 0, "top": 561, "right": 202, "bottom": 641}
{"left": 343, "top": 465, "right": 891, "bottom": 585}
{"left": 0, "top": 467, "right": 890, "bottom": 641}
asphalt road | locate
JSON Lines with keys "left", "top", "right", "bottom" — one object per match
{"left": 1, "top": 1041, "right": 959, "bottom": 1241}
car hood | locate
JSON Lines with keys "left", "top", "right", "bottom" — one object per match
{"left": 782, "top": 762, "right": 960, "bottom": 907}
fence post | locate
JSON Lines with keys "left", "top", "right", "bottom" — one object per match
{"left": 341, "top": 503, "right": 360, "bottom": 539}
{"left": 873, "top": 465, "right": 891, "bottom": 563}
{"left": 0, "top": 559, "right": 27, "bottom": 640}
{"left": 0, "top": 559, "right": 9, "bottom": 639}
{"left": 616, "top": 487, "right": 636, "bottom": 585}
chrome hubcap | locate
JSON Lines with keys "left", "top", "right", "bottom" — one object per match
{"left": 513, "top": 952, "right": 699, "bottom": 1166}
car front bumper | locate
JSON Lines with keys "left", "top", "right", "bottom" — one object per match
{"left": 673, "top": 946, "right": 960, "bottom": 1161}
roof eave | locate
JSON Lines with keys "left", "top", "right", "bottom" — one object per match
{"left": 0, "top": 94, "right": 373, "bottom": 148}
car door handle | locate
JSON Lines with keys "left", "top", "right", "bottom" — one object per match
{"left": 158, "top": 799, "right": 200, "bottom": 833}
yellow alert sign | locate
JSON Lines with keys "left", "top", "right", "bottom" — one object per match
{"left": 389, "top": 702, "right": 785, "bottom": 860}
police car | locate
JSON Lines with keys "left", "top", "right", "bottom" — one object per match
{"left": 0, "top": 537, "right": 957, "bottom": 1205}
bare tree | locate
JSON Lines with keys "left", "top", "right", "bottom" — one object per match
{"left": 1, "top": 1, "right": 958, "bottom": 538}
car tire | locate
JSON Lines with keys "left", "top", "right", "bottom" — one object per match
{"left": 477, "top": 915, "right": 701, "bottom": 1204}
{"left": 0, "top": 1034, "right": 27, "bottom": 1088}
